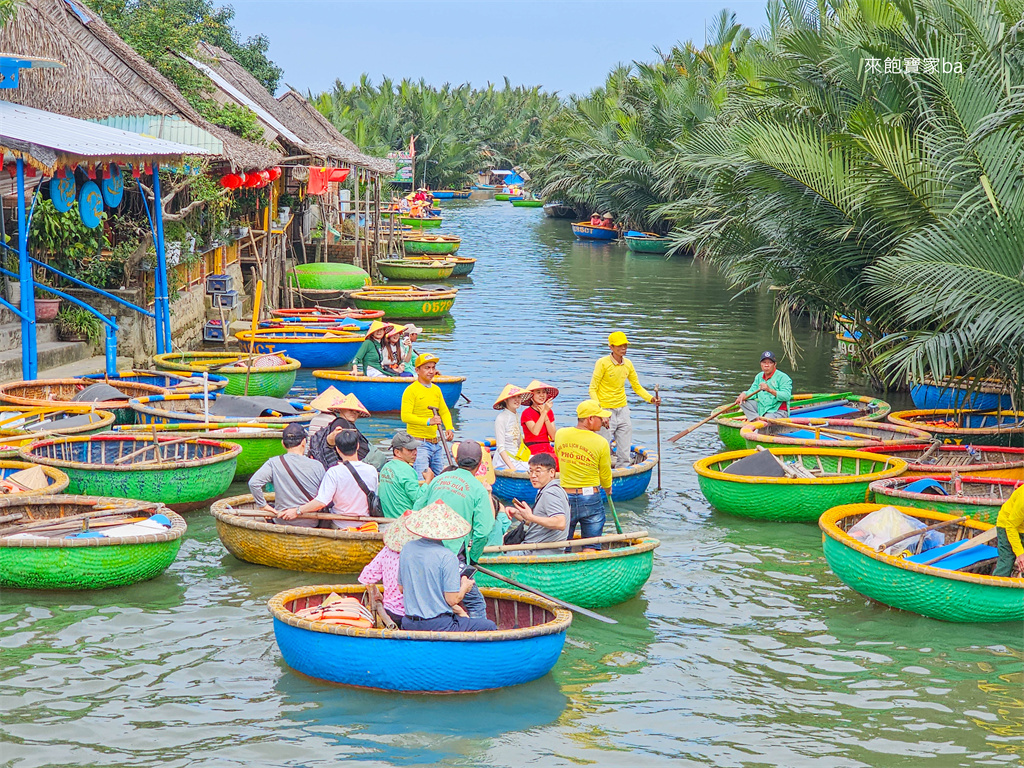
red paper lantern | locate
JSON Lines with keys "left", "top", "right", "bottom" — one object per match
{"left": 244, "top": 172, "right": 262, "bottom": 188}
{"left": 267, "top": 166, "right": 282, "bottom": 181}
{"left": 220, "top": 174, "right": 242, "bottom": 190}
{"left": 259, "top": 170, "right": 270, "bottom": 185}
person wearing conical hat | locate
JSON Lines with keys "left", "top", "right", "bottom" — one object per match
{"left": 358, "top": 511, "right": 418, "bottom": 627}
{"left": 589, "top": 331, "right": 661, "bottom": 469}
{"left": 380, "top": 323, "right": 412, "bottom": 377}
{"left": 397, "top": 500, "right": 497, "bottom": 633}
{"left": 493, "top": 384, "right": 530, "bottom": 471}
{"left": 352, "top": 320, "right": 402, "bottom": 378}
{"left": 521, "top": 380, "right": 559, "bottom": 461}
{"left": 308, "top": 388, "right": 385, "bottom": 470}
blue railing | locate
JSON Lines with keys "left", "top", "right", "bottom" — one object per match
{"left": 28, "top": 258, "right": 154, "bottom": 319}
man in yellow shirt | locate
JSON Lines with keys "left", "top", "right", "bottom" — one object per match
{"left": 589, "top": 331, "right": 661, "bottom": 468}
{"left": 994, "top": 484, "right": 1024, "bottom": 577}
{"left": 554, "top": 400, "right": 613, "bottom": 550}
{"left": 400, "top": 353, "right": 454, "bottom": 479}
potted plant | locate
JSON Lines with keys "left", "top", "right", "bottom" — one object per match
{"left": 34, "top": 292, "right": 62, "bottom": 322}
{"left": 55, "top": 305, "right": 102, "bottom": 344}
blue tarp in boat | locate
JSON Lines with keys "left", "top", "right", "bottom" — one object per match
{"left": 906, "top": 540, "right": 998, "bottom": 571}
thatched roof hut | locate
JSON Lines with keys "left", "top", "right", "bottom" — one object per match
{"left": 0, "top": 0, "right": 280, "bottom": 170}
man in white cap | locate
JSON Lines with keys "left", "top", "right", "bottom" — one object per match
{"left": 589, "top": 331, "right": 661, "bottom": 468}
{"left": 401, "top": 353, "right": 454, "bottom": 479}
{"left": 399, "top": 500, "right": 498, "bottom": 632}
{"left": 735, "top": 351, "right": 792, "bottom": 421}
{"left": 554, "top": 401, "right": 613, "bottom": 550}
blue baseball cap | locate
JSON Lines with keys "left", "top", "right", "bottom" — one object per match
{"left": 760, "top": 351, "right": 776, "bottom": 362}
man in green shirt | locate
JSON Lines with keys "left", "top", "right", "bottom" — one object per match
{"left": 736, "top": 351, "right": 793, "bottom": 420}
{"left": 378, "top": 431, "right": 426, "bottom": 518}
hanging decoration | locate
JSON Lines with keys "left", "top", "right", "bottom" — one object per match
{"left": 220, "top": 173, "right": 242, "bottom": 190}
{"left": 50, "top": 175, "right": 76, "bottom": 213}
{"left": 100, "top": 164, "right": 124, "bottom": 207}
{"left": 78, "top": 181, "right": 103, "bottom": 228}
{"left": 267, "top": 166, "right": 282, "bottom": 181}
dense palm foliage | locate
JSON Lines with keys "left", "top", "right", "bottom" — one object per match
{"left": 527, "top": 0, "right": 1024, "bottom": 396}
{"left": 314, "top": 77, "right": 562, "bottom": 189}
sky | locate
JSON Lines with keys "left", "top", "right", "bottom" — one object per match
{"left": 228, "top": 0, "right": 767, "bottom": 97}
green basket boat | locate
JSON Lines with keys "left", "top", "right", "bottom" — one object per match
{"left": 0, "top": 495, "right": 186, "bottom": 590}
{"left": 887, "top": 408, "right": 1024, "bottom": 448}
{"left": 0, "top": 406, "right": 116, "bottom": 458}
{"left": 476, "top": 535, "right": 659, "bottom": 608}
{"left": 376, "top": 258, "right": 455, "bottom": 281}
{"left": 741, "top": 417, "right": 931, "bottom": 450}
{"left": 510, "top": 199, "right": 544, "bottom": 208}
{"left": 0, "top": 378, "right": 169, "bottom": 425}
{"left": 152, "top": 351, "right": 300, "bottom": 398}
{"left": 400, "top": 216, "right": 442, "bottom": 229}
{"left": 402, "top": 235, "right": 461, "bottom": 255}
{"left": 409, "top": 255, "right": 476, "bottom": 276}
{"left": 287, "top": 263, "right": 371, "bottom": 291}
{"left": 624, "top": 234, "right": 672, "bottom": 254}
{"left": 716, "top": 393, "right": 892, "bottom": 451}
{"left": 348, "top": 287, "right": 458, "bottom": 320}
{"left": 494, "top": 193, "right": 511, "bottom": 201}
{"left": 114, "top": 423, "right": 286, "bottom": 478}
{"left": 869, "top": 475, "right": 1021, "bottom": 524}
{"left": 20, "top": 435, "right": 241, "bottom": 513}
{"left": 694, "top": 447, "right": 907, "bottom": 522}
{"left": 820, "top": 503, "right": 1023, "bottom": 623}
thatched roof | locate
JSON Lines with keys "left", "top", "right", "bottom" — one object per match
{"left": 0, "top": 0, "right": 281, "bottom": 170}
{"left": 190, "top": 42, "right": 393, "bottom": 175}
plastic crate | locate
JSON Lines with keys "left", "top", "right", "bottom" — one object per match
{"left": 211, "top": 290, "right": 239, "bottom": 309}
{"left": 206, "top": 273, "right": 234, "bottom": 294}
{"left": 203, "top": 320, "right": 225, "bottom": 342}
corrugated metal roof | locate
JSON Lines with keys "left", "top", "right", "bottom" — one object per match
{"left": 0, "top": 100, "right": 212, "bottom": 172}
{"left": 90, "top": 115, "right": 224, "bottom": 155}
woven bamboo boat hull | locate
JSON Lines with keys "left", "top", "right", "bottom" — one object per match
{"left": 494, "top": 193, "right": 511, "bottom": 201}
{"left": 287, "top": 263, "right": 371, "bottom": 291}
{"left": 349, "top": 291, "right": 457, "bottom": 320}
{"left": 451, "top": 191, "right": 471, "bottom": 199}
{"left": 400, "top": 216, "right": 442, "bottom": 229}
{"left": 859, "top": 444, "right": 1024, "bottom": 480}
{"left": 820, "top": 503, "right": 1023, "bottom": 622}
{"left": 476, "top": 537, "right": 658, "bottom": 607}
{"left": 0, "top": 407, "right": 116, "bottom": 459}
{"left": 21, "top": 435, "right": 240, "bottom": 512}
{"left": 869, "top": 475, "right": 1021, "bottom": 525}
{"left": 403, "top": 237, "right": 461, "bottom": 255}
{"left": 493, "top": 448, "right": 657, "bottom": 503}
{"left": 235, "top": 329, "right": 364, "bottom": 368}
{"left": 152, "top": 352, "right": 300, "bottom": 398}
{"left": 910, "top": 378, "right": 1012, "bottom": 411}
{"left": 716, "top": 393, "right": 892, "bottom": 450}
{"left": 742, "top": 417, "right": 930, "bottom": 450}
{"left": 887, "top": 409, "right": 1024, "bottom": 448}
{"left": 511, "top": 200, "right": 543, "bottom": 207}
{"left": 624, "top": 235, "right": 671, "bottom": 254}
{"left": 431, "top": 191, "right": 455, "bottom": 199}
{"left": 130, "top": 394, "right": 315, "bottom": 427}
{"left": 377, "top": 260, "right": 455, "bottom": 280}
{"left": 213, "top": 494, "right": 383, "bottom": 572}
{"left": 0, "top": 495, "right": 185, "bottom": 589}
{"left": 114, "top": 424, "right": 285, "bottom": 478}
{"left": 77, "top": 370, "right": 228, "bottom": 394}
{"left": 694, "top": 448, "right": 906, "bottom": 522}
{"left": 0, "top": 379, "right": 169, "bottom": 425}
{"left": 311, "top": 370, "right": 464, "bottom": 412}
{"left": 571, "top": 223, "right": 617, "bottom": 241}
{"left": 448, "top": 257, "right": 476, "bottom": 276}
{"left": 270, "top": 584, "right": 570, "bottom": 692}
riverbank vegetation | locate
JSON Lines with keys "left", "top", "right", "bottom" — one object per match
{"left": 527, "top": 0, "right": 1024, "bottom": 396}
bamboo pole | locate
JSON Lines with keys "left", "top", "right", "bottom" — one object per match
{"left": 482, "top": 529, "right": 649, "bottom": 554}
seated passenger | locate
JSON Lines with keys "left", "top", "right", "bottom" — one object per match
{"left": 522, "top": 379, "right": 558, "bottom": 460}
{"left": 308, "top": 388, "right": 384, "bottom": 469}
{"left": 288, "top": 430, "right": 379, "bottom": 528}
{"left": 601, "top": 212, "right": 615, "bottom": 228}
{"left": 358, "top": 511, "right": 417, "bottom": 628}
{"left": 248, "top": 423, "right": 325, "bottom": 527}
{"left": 379, "top": 431, "right": 428, "bottom": 518}
{"left": 352, "top": 320, "right": 397, "bottom": 378}
{"left": 381, "top": 323, "right": 413, "bottom": 376}
{"left": 590, "top": 213, "right": 602, "bottom": 226}
{"left": 506, "top": 453, "right": 570, "bottom": 556}
{"left": 492, "top": 383, "right": 530, "bottom": 471}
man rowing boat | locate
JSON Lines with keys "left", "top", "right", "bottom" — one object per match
{"left": 735, "top": 350, "right": 792, "bottom": 421}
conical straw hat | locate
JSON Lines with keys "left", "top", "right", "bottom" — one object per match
{"left": 404, "top": 500, "right": 471, "bottom": 540}
{"left": 524, "top": 379, "right": 559, "bottom": 400}
{"left": 364, "top": 320, "right": 390, "bottom": 339}
{"left": 338, "top": 393, "right": 369, "bottom": 417}
{"left": 493, "top": 383, "right": 527, "bottom": 410}
{"left": 383, "top": 511, "right": 418, "bottom": 551}
{"left": 310, "top": 386, "right": 345, "bottom": 412}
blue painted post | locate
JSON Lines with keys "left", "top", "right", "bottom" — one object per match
{"left": 16, "top": 159, "right": 37, "bottom": 380}
{"left": 151, "top": 164, "right": 169, "bottom": 355}
{"left": 105, "top": 316, "right": 117, "bottom": 376}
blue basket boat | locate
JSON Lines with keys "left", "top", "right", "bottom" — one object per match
{"left": 571, "top": 222, "right": 618, "bottom": 241}
{"left": 492, "top": 446, "right": 657, "bottom": 503}
{"left": 269, "top": 584, "right": 571, "bottom": 693}
{"left": 431, "top": 191, "right": 455, "bottom": 199}
{"left": 311, "top": 370, "right": 465, "bottom": 413}
{"left": 258, "top": 318, "right": 371, "bottom": 333}
{"left": 910, "top": 377, "right": 1012, "bottom": 411}
{"left": 451, "top": 191, "right": 471, "bottom": 199}
{"left": 129, "top": 393, "right": 315, "bottom": 427}
{"left": 77, "top": 370, "right": 229, "bottom": 393}
{"left": 235, "top": 328, "right": 364, "bottom": 368}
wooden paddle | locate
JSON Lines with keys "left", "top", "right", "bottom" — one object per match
{"left": 229, "top": 509, "right": 389, "bottom": 524}
{"left": 763, "top": 417, "right": 884, "bottom": 443}
{"left": 470, "top": 562, "right": 617, "bottom": 624}
{"left": 668, "top": 403, "right": 733, "bottom": 443}
{"left": 654, "top": 384, "right": 662, "bottom": 490}
{"left": 607, "top": 497, "right": 623, "bottom": 534}
{"left": 245, "top": 279, "right": 264, "bottom": 396}
{"left": 482, "top": 529, "right": 648, "bottom": 554}
{"left": 920, "top": 527, "right": 997, "bottom": 566}
{"left": 428, "top": 406, "right": 456, "bottom": 467}
{"left": 876, "top": 516, "right": 968, "bottom": 552}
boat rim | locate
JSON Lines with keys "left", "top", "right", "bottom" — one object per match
{"left": 115, "top": 422, "right": 286, "bottom": 437}
{"left": 740, "top": 417, "right": 932, "bottom": 446}
{"left": 0, "top": 378, "right": 168, "bottom": 407}
{"left": 479, "top": 536, "right": 659, "bottom": 565}
{"left": 20, "top": 434, "right": 242, "bottom": 471}
{"left": 869, "top": 474, "right": 1023, "bottom": 505}
{"left": 888, "top": 408, "right": 1024, "bottom": 435}
{"left": 269, "top": 583, "right": 572, "bottom": 641}
{"left": 819, "top": 502, "right": 1023, "bottom": 587}
{"left": 859, "top": 443, "right": 1024, "bottom": 470}
{"left": 234, "top": 328, "right": 365, "bottom": 343}
{"left": 493, "top": 448, "right": 658, "bottom": 480}
{"left": 311, "top": 370, "right": 466, "bottom": 384}
{"left": 0, "top": 458, "right": 68, "bottom": 489}
{"left": 715, "top": 394, "right": 892, "bottom": 431}
{"left": 693, "top": 447, "right": 907, "bottom": 485}
{"left": 212, "top": 494, "right": 384, "bottom": 541}
{"left": 153, "top": 351, "right": 301, "bottom": 373}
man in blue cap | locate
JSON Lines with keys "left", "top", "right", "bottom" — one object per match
{"left": 735, "top": 351, "right": 792, "bottom": 421}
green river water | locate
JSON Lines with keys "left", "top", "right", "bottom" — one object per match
{"left": 1, "top": 199, "right": 1022, "bottom": 767}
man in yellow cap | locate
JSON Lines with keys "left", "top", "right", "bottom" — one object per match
{"left": 554, "top": 400, "right": 613, "bottom": 550}
{"left": 401, "top": 353, "right": 454, "bottom": 479}
{"left": 589, "top": 331, "right": 661, "bottom": 468}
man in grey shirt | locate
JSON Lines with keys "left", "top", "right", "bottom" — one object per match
{"left": 248, "top": 423, "right": 325, "bottom": 527}
{"left": 507, "top": 452, "right": 571, "bottom": 556}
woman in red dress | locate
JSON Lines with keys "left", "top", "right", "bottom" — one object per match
{"left": 521, "top": 380, "right": 558, "bottom": 462}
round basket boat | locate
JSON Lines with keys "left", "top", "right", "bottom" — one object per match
{"left": 476, "top": 535, "right": 659, "bottom": 608}
{"left": 0, "top": 406, "right": 116, "bottom": 458}
{"left": 431, "top": 190, "right": 455, "bottom": 199}
{"left": 0, "top": 495, "right": 185, "bottom": 590}
{"left": 511, "top": 199, "right": 544, "bottom": 208}
{"left": 716, "top": 393, "right": 892, "bottom": 451}
{"left": 820, "top": 503, "right": 1023, "bottom": 623}
{"left": 20, "top": 435, "right": 240, "bottom": 512}
{"left": 311, "top": 370, "right": 464, "bottom": 413}
{"left": 349, "top": 287, "right": 458, "bottom": 320}
{"left": 289, "top": 287, "right": 348, "bottom": 308}
{"left": 694, "top": 447, "right": 906, "bottom": 522}
{"left": 869, "top": 475, "right": 1021, "bottom": 525}
{"left": 741, "top": 418, "right": 931, "bottom": 450}
{"left": 212, "top": 494, "right": 384, "bottom": 573}
{"left": 0, "top": 378, "right": 169, "bottom": 425}
{"left": 153, "top": 351, "right": 300, "bottom": 398}
{"left": 571, "top": 222, "right": 617, "bottom": 241}
{"left": 493, "top": 446, "right": 658, "bottom": 503}
{"left": 859, "top": 444, "right": 1024, "bottom": 481}
{"left": 494, "top": 193, "right": 511, "bottom": 201}
{"left": 399, "top": 216, "right": 442, "bottom": 229}
{"left": 286, "top": 262, "right": 371, "bottom": 291}
{"left": 271, "top": 308, "right": 385, "bottom": 322}
{"left": 409, "top": 255, "right": 476, "bottom": 276}
{"left": 77, "top": 370, "right": 228, "bottom": 394}
{"left": 403, "top": 235, "right": 461, "bottom": 255}
{"left": 377, "top": 259, "right": 455, "bottom": 281}
{"left": 269, "top": 584, "right": 570, "bottom": 693}
{"left": 887, "top": 409, "right": 1024, "bottom": 448}
{"left": 0, "top": 459, "right": 69, "bottom": 496}
{"left": 624, "top": 233, "right": 671, "bottom": 254}
{"left": 114, "top": 423, "right": 286, "bottom": 478}
{"left": 910, "top": 377, "right": 1012, "bottom": 411}
{"left": 129, "top": 393, "right": 315, "bottom": 427}
{"left": 235, "top": 328, "right": 364, "bottom": 368}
